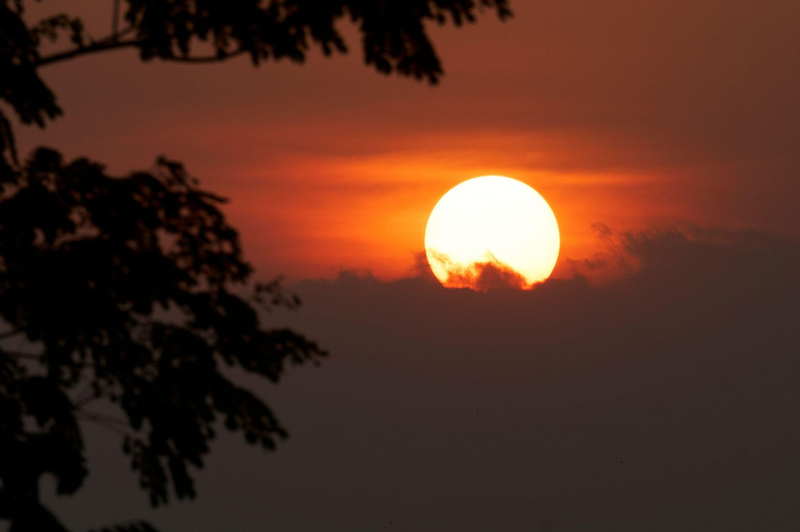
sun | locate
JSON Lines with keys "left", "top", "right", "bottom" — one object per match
{"left": 424, "top": 176, "right": 560, "bottom": 290}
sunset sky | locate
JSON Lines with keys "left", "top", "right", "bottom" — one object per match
{"left": 22, "top": 0, "right": 800, "bottom": 281}
{"left": 16, "top": 1, "right": 800, "bottom": 531}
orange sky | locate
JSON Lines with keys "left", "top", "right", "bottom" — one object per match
{"left": 18, "top": 0, "right": 800, "bottom": 281}
{"left": 19, "top": 4, "right": 800, "bottom": 529}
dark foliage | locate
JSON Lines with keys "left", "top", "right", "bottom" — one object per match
{"left": 121, "top": 0, "right": 511, "bottom": 78}
{"left": 0, "top": 149, "right": 326, "bottom": 530}
{"left": 0, "top": 148, "right": 299, "bottom": 532}
{"left": 0, "top": 1, "right": 511, "bottom": 530}
{"left": 2, "top": 0, "right": 510, "bottom": 135}
{"left": 0, "top": 2, "right": 61, "bottom": 127}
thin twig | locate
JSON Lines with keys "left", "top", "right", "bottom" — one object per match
{"left": 73, "top": 382, "right": 109, "bottom": 409}
{"left": 36, "top": 37, "right": 144, "bottom": 67}
{"left": 76, "top": 411, "right": 131, "bottom": 437}
{"left": 112, "top": 0, "right": 120, "bottom": 38}
{"left": 36, "top": 35, "right": 248, "bottom": 68}
{"left": 160, "top": 49, "right": 249, "bottom": 63}
{"left": 4, "top": 351, "right": 42, "bottom": 361}
{"left": 0, "top": 329, "right": 21, "bottom": 340}
{"left": 70, "top": 380, "right": 96, "bottom": 407}
{"left": 77, "top": 408, "right": 128, "bottom": 426}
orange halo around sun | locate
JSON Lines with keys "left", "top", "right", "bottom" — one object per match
{"left": 424, "top": 176, "right": 560, "bottom": 290}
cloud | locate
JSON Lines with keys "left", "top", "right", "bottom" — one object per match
{"left": 47, "top": 225, "right": 800, "bottom": 531}
{"left": 424, "top": 250, "right": 530, "bottom": 291}
{"left": 272, "top": 225, "right": 800, "bottom": 530}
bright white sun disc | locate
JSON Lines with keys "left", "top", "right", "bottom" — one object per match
{"left": 424, "top": 176, "right": 560, "bottom": 289}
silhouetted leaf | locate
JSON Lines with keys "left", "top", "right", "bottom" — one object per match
{"left": 0, "top": 2, "right": 62, "bottom": 126}
{"left": 123, "top": 0, "right": 510, "bottom": 82}
{"left": 0, "top": 2, "right": 510, "bottom": 530}
{"left": 0, "top": 148, "right": 324, "bottom": 520}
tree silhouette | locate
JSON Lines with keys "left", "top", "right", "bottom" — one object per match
{"left": 0, "top": 1, "right": 511, "bottom": 530}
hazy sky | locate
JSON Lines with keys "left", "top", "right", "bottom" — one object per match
{"left": 46, "top": 226, "right": 800, "bottom": 531}
{"left": 20, "top": 0, "right": 800, "bottom": 280}
{"left": 15, "top": 1, "right": 800, "bottom": 530}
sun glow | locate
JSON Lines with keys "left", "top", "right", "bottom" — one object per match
{"left": 425, "top": 176, "right": 560, "bottom": 290}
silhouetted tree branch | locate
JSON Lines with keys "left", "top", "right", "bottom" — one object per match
{"left": 112, "top": 0, "right": 121, "bottom": 38}
{"left": 0, "top": 1, "right": 512, "bottom": 531}
{"left": 4, "top": 0, "right": 511, "bottom": 129}
{"left": 0, "top": 328, "right": 22, "bottom": 340}
{"left": 4, "top": 351, "right": 41, "bottom": 361}
{"left": 0, "top": 148, "right": 328, "bottom": 531}
{"left": 36, "top": 36, "right": 146, "bottom": 67}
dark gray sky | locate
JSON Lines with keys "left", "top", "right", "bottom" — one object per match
{"left": 12, "top": 0, "right": 800, "bottom": 530}
{"left": 44, "top": 226, "right": 800, "bottom": 531}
